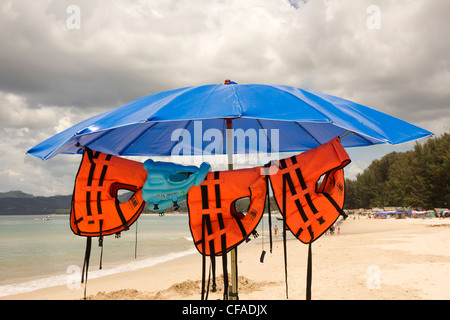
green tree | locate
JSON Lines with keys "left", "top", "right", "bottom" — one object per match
{"left": 344, "top": 133, "right": 449, "bottom": 209}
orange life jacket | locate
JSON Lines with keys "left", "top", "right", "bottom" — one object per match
{"left": 70, "top": 148, "right": 147, "bottom": 237}
{"left": 187, "top": 167, "right": 267, "bottom": 256}
{"left": 268, "top": 137, "right": 350, "bottom": 244}
{"left": 187, "top": 167, "right": 267, "bottom": 300}
{"left": 70, "top": 148, "right": 148, "bottom": 298}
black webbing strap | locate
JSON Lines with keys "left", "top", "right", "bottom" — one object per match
{"left": 265, "top": 176, "right": 273, "bottom": 254}
{"left": 81, "top": 236, "right": 92, "bottom": 300}
{"left": 96, "top": 152, "right": 129, "bottom": 231}
{"left": 233, "top": 214, "right": 247, "bottom": 239}
{"left": 86, "top": 192, "right": 92, "bottom": 217}
{"left": 281, "top": 157, "right": 320, "bottom": 220}
{"left": 306, "top": 242, "right": 312, "bottom": 300}
{"left": 214, "top": 171, "right": 221, "bottom": 209}
{"left": 215, "top": 172, "right": 230, "bottom": 300}
{"left": 114, "top": 199, "right": 130, "bottom": 232}
{"left": 83, "top": 150, "right": 131, "bottom": 233}
{"left": 98, "top": 219, "right": 103, "bottom": 270}
{"left": 281, "top": 157, "right": 322, "bottom": 241}
{"left": 201, "top": 215, "right": 207, "bottom": 300}
{"left": 323, "top": 192, "right": 347, "bottom": 218}
{"left": 205, "top": 178, "right": 218, "bottom": 294}
{"left": 217, "top": 213, "right": 229, "bottom": 300}
{"left": 200, "top": 229, "right": 224, "bottom": 298}
{"left": 86, "top": 150, "right": 100, "bottom": 187}
{"left": 201, "top": 185, "right": 208, "bottom": 210}
{"left": 281, "top": 157, "right": 317, "bottom": 300}
{"left": 200, "top": 178, "right": 209, "bottom": 300}
{"left": 96, "top": 191, "right": 102, "bottom": 216}
{"left": 282, "top": 175, "right": 289, "bottom": 299}
{"left": 205, "top": 214, "right": 217, "bottom": 294}
{"left": 200, "top": 177, "right": 217, "bottom": 300}
{"left": 281, "top": 171, "right": 313, "bottom": 301}
{"left": 199, "top": 172, "right": 242, "bottom": 300}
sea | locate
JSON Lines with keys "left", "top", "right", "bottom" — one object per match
{"left": 0, "top": 214, "right": 198, "bottom": 297}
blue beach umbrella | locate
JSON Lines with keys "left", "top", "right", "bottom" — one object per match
{"left": 27, "top": 82, "right": 433, "bottom": 160}
{"left": 26, "top": 81, "right": 433, "bottom": 300}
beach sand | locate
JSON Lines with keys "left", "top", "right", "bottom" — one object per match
{"left": 2, "top": 217, "right": 450, "bottom": 300}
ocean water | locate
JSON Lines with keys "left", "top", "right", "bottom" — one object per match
{"left": 0, "top": 214, "right": 196, "bottom": 297}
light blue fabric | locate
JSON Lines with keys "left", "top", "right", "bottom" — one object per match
{"left": 27, "top": 83, "right": 433, "bottom": 159}
{"left": 142, "top": 160, "right": 210, "bottom": 213}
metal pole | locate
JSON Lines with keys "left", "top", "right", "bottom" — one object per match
{"left": 226, "top": 119, "right": 238, "bottom": 300}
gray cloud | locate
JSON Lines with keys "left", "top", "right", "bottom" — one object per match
{"left": 0, "top": 0, "right": 448, "bottom": 196}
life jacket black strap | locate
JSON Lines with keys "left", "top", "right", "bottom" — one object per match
{"left": 233, "top": 214, "right": 247, "bottom": 239}
{"left": 206, "top": 214, "right": 216, "bottom": 294}
{"left": 85, "top": 147, "right": 95, "bottom": 164}
{"left": 306, "top": 243, "right": 312, "bottom": 300}
{"left": 81, "top": 236, "right": 92, "bottom": 300}
{"left": 323, "top": 192, "right": 347, "bottom": 218}
{"left": 282, "top": 175, "right": 289, "bottom": 299}
{"left": 201, "top": 212, "right": 217, "bottom": 300}
{"left": 201, "top": 185, "right": 209, "bottom": 209}
{"left": 266, "top": 176, "right": 273, "bottom": 254}
{"left": 114, "top": 199, "right": 130, "bottom": 231}
{"left": 281, "top": 157, "right": 321, "bottom": 226}
{"left": 214, "top": 172, "right": 221, "bottom": 209}
{"left": 217, "top": 213, "right": 229, "bottom": 300}
{"left": 201, "top": 215, "right": 207, "bottom": 300}
{"left": 98, "top": 220, "right": 103, "bottom": 270}
{"left": 86, "top": 191, "right": 92, "bottom": 216}
{"left": 84, "top": 151, "right": 131, "bottom": 232}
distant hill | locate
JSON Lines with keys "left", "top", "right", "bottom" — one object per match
{"left": 0, "top": 190, "right": 34, "bottom": 198}
{"left": 0, "top": 190, "right": 278, "bottom": 216}
{"left": 0, "top": 190, "right": 173, "bottom": 215}
{"left": 0, "top": 191, "right": 72, "bottom": 215}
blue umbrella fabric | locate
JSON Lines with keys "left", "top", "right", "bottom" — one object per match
{"left": 27, "top": 83, "right": 433, "bottom": 159}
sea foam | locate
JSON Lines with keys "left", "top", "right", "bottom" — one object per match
{"left": 0, "top": 248, "right": 197, "bottom": 297}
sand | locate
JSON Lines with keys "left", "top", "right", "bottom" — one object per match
{"left": 2, "top": 216, "right": 450, "bottom": 300}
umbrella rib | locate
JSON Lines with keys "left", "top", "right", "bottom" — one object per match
{"left": 40, "top": 133, "right": 79, "bottom": 160}
{"left": 340, "top": 130, "right": 375, "bottom": 145}
{"left": 293, "top": 122, "right": 321, "bottom": 146}
{"left": 231, "top": 85, "right": 243, "bottom": 117}
{"left": 256, "top": 119, "right": 272, "bottom": 153}
{"left": 352, "top": 131, "right": 376, "bottom": 145}
{"left": 118, "top": 122, "right": 159, "bottom": 155}
{"left": 168, "top": 120, "right": 193, "bottom": 155}
{"left": 339, "top": 130, "right": 352, "bottom": 139}
{"left": 82, "top": 129, "right": 117, "bottom": 150}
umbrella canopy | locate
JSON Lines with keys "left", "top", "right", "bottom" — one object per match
{"left": 27, "top": 83, "right": 433, "bottom": 160}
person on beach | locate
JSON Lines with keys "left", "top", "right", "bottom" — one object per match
{"left": 274, "top": 225, "right": 278, "bottom": 236}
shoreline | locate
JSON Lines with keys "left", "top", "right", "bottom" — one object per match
{"left": 2, "top": 217, "right": 450, "bottom": 300}
{"left": 0, "top": 247, "right": 199, "bottom": 298}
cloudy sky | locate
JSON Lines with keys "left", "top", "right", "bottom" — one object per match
{"left": 0, "top": 0, "right": 448, "bottom": 196}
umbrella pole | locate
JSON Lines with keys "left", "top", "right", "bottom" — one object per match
{"left": 226, "top": 119, "right": 238, "bottom": 300}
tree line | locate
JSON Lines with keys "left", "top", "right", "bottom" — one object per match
{"left": 344, "top": 133, "right": 449, "bottom": 210}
